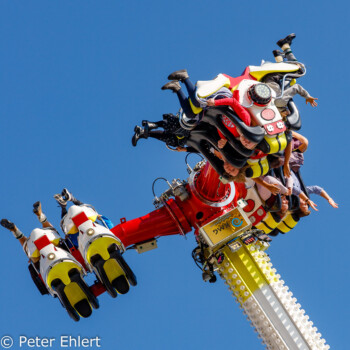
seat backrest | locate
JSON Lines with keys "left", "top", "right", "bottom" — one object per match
{"left": 196, "top": 74, "right": 231, "bottom": 98}
{"left": 249, "top": 62, "right": 300, "bottom": 81}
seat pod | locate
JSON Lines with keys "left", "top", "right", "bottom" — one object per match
{"left": 32, "top": 232, "right": 98, "bottom": 321}
{"left": 60, "top": 205, "right": 98, "bottom": 235}
{"left": 25, "top": 227, "right": 60, "bottom": 260}
{"left": 71, "top": 211, "right": 134, "bottom": 299}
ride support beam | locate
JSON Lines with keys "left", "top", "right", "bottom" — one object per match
{"left": 193, "top": 161, "right": 230, "bottom": 202}
{"left": 111, "top": 199, "right": 192, "bottom": 247}
{"left": 217, "top": 241, "right": 329, "bottom": 350}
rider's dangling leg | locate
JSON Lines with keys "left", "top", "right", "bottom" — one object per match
{"left": 132, "top": 127, "right": 176, "bottom": 147}
{"left": 0, "top": 219, "right": 26, "bottom": 246}
{"left": 54, "top": 188, "right": 84, "bottom": 218}
{"left": 273, "top": 50, "right": 285, "bottom": 63}
{"left": 277, "top": 33, "right": 297, "bottom": 61}
{"left": 33, "top": 201, "right": 54, "bottom": 228}
{"left": 167, "top": 69, "right": 200, "bottom": 108}
{"left": 161, "top": 80, "right": 198, "bottom": 118}
{"left": 61, "top": 188, "right": 83, "bottom": 206}
{"left": 53, "top": 193, "right": 68, "bottom": 218}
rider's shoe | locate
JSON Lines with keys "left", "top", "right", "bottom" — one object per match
{"left": 1, "top": 219, "right": 16, "bottom": 231}
{"left": 61, "top": 188, "right": 83, "bottom": 206}
{"left": 33, "top": 201, "right": 42, "bottom": 216}
{"left": 142, "top": 121, "right": 158, "bottom": 131}
{"left": 54, "top": 194, "right": 67, "bottom": 207}
{"left": 1, "top": 219, "right": 24, "bottom": 239}
{"left": 161, "top": 81, "right": 181, "bottom": 93}
{"left": 273, "top": 49, "right": 284, "bottom": 57}
{"left": 273, "top": 50, "right": 285, "bottom": 62}
{"left": 33, "top": 201, "right": 47, "bottom": 223}
{"left": 277, "top": 33, "right": 296, "bottom": 48}
{"left": 132, "top": 126, "right": 147, "bottom": 147}
{"left": 167, "top": 69, "right": 189, "bottom": 82}
{"left": 61, "top": 188, "right": 73, "bottom": 202}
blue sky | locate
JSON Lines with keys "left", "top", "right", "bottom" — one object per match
{"left": 0, "top": 1, "right": 349, "bottom": 349}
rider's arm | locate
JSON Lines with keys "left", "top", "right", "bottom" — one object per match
{"left": 285, "top": 84, "right": 318, "bottom": 106}
{"left": 291, "top": 131, "right": 309, "bottom": 152}
{"left": 315, "top": 188, "right": 339, "bottom": 208}
{"left": 213, "top": 149, "right": 223, "bottom": 160}
{"left": 291, "top": 84, "right": 311, "bottom": 100}
{"left": 253, "top": 176, "right": 284, "bottom": 196}
{"left": 306, "top": 185, "right": 338, "bottom": 208}
{"left": 283, "top": 140, "right": 292, "bottom": 178}
{"left": 299, "top": 191, "right": 318, "bottom": 211}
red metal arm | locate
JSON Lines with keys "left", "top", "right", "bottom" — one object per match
{"left": 111, "top": 199, "right": 192, "bottom": 247}
{"left": 111, "top": 163, "right": 235, "bottom": 247}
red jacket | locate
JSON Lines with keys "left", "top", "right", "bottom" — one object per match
{"left": 214, "top": 90, "right": 251, "bottom": 137}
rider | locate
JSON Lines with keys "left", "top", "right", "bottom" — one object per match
{"left": 1, "top": 201, "right": 57, "bottom": 263}
{"left": 212, "top": 148, "right": 247, "bottom": 182}
{"left": 265, "top": 33, "right": 318, "bottom": 110}
{"left": 54, "top": 188, "right": 114, "bottom": 247}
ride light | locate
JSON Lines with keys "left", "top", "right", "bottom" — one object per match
{"left": 261, "top": 108, "right": 276, "bottom": 121}
{"left": 248, "top": 83, "right": 272, "bottom": 105}
{"left": 276, "top": 121, "right": 284, "bottom": 129}
{"left": 48, "top": 253, "right": 56, "bottom": 260}
{"left": 86, "top": 228, "right": 95, "bottom": 236}
{"left": 257, "top": 209, "right": 265, "bottom": 217}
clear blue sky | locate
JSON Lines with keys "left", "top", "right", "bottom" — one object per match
{"left": 0, "top": 1, "right": 348, "bottom": 349}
